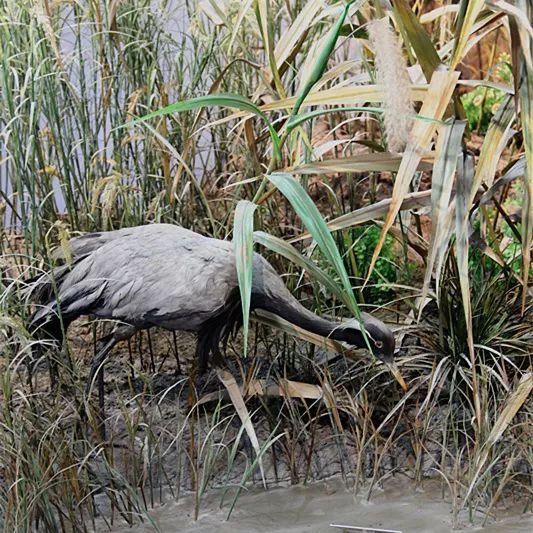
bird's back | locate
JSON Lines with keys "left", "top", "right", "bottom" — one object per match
{"left": 31, "top": 224, "right": 290, "bottom": 332}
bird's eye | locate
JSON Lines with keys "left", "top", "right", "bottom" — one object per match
{"left": 375, "top": 340, "right": 383, "bottom": 349}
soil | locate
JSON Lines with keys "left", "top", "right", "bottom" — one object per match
{"left": 54, "top": 323, "right": 529, "bottom": 533}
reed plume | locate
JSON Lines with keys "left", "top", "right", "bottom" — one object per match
{"left": 367, "top": 17, "right": 414, "bottom": 152}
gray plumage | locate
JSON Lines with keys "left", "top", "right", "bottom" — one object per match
{"left": 29, "top": 224, "right": 395, "bottom": 388}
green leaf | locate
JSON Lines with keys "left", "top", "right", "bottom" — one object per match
{"left": 254, "top": 0, "right": 285, "bottom": 97}
{"left": 285, "top": 106, "right": 441, "bottom": 132}
{"left": 233, "top": 200, "right": 258, "bottom": 358}
{"left": 289, "top": 189, "right": 432, "bottom": 243}
{"left": 450, "top": 0, "right": 486, "bottom": 69}
{"left": 265, "top": 172, "right": 360, "bottom": 319}
{"left": 286, "top": 106, "right": 384, "bottom": 131}
{"left": 392, "top": 0, "right": 442, "bottom": 81}
{"left": 291, "top": 0, "right": 358, "bottom": 116}
{"left": 131, "top": 93, "right": 281, "bottom": 161}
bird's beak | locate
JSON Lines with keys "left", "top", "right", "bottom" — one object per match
{"left": 386, "top": 361, "right": 408, "bottom": 392}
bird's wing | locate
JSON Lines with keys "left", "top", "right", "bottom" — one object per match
{"left": 54, "top": 224, "right": 239, "bottom": 331}
{"left": 54, "top": 223, "right": 198, "bottom": 261}
{"left": 30, "top": 225, "right": 188, "bottom": 306}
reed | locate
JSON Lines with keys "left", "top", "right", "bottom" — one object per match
{"left": 1, "top": 0, "right": 531, "bottom": 530}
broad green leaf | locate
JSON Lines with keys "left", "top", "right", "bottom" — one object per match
{"left": 170, "top": 58, "right": 263, "bottom": 207}
{"left": 286, "top": 106, "right": 385, "bottom": 131}
{"left": 285, "top": 106, "right": 441, "bottom": 131}
{"left": 201, "top": 85, "right": 428, "bottom": 131}
{"left": 265, "top": 172, "right": 360, "bottom": 319}
{"left": 233, "top": 200, "right": 257, "bottom": 358}
{"left": 291, "top": 0, "right": 357, "bottom": 116}
{"left": 132, "top": 93, "right": 281, "bottom": 161}
{"left": 392, "top": 0, "right": 441, "bottom": 81}
{"left": 290, "top": 190, "right": 432, "bottom": 243}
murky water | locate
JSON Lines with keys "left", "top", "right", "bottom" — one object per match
{"left": 110, "top": 478, "right": 532, "bottom": 533}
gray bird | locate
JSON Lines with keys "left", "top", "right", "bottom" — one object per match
{"left": 29, "top": 224, "right": 401, "bottom": 409}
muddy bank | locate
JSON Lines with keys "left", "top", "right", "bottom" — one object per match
{"left": 110, "top": 478, "right": 533, "bottom": 533}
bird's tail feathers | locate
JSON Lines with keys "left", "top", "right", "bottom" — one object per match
{"left": 23, "top": 264, "right": 70, "bottom": 307}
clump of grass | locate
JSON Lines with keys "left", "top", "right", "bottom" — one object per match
{"left": 2, "top": 0, "right": 533, "bottom": 531}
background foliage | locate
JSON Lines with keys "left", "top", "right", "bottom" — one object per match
{"left": 0, "top": 0, "right": 531, "bottom": 531}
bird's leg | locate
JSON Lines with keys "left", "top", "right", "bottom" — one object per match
{"left": 172, "top": 331, "right": 181, "bottom": 376}
{"left": 85, "top": 334, "right": 117, "bottom": 439}
{"left": 147, "top": 329, "right": 155, "bottom": 373}
{"left": 84, "top": 324, "right": 137, "bottom": 439}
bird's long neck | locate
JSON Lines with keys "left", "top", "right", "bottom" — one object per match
{"left": 252, "top": 292, "right": 343, "bottom": 340}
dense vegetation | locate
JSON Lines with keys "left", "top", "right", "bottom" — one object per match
{"left": 0, "top": 0, "right": 531, "bottom": 531}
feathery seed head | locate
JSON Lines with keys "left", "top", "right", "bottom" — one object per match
{"left": 367, "top": 17, "right": 414, "bottom": 152}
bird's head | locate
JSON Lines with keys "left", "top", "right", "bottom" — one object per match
{"left": 333, "top": 313, "right": 407, "bottom": 391}
{"left": 335, "top": 312, "right": 395, "bottom": 363}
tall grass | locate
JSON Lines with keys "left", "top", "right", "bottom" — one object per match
{"left": 1, "top": 0, "right": 532, "bottom": 531}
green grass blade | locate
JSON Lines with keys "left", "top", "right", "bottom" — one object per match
{"left": 291, "top": 0, "right": 358, "bottom": 116}
{"left": 131, "top": 93, "right": 281, "bottom": 161}
{"left": 265, "top": 172, "right": 360, "bottom": 318}
{"left": 253, "top": 230, "right": 350, "bottom": 309}
{"left": 254, "top": 0, "right": 285, "bottom": 97}
{"left": 285, "top": 106, "right": 441, "bottom": 132}
{"left": 289, "top": 190, "right": 432, "bottom": 243}
{"left": 392, "top": 0, "right": 442, "bottom": 81}
{"left": 233, "top": 200, "right": 258, "bottom": 358}
{"left": 286, "top": 106, "right": 384, "bottom": 131}
{"left": 450, "top": 0, "right": 486, "bottom": 69}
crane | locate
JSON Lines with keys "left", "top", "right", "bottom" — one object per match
{"left": 28, "top": 224, "right": 403, "bottom": 422}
